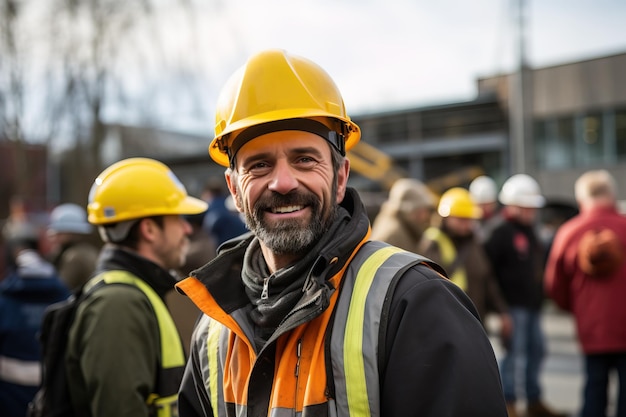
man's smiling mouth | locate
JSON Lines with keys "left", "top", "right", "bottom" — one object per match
{"left": 271, "top": 205, "right": 304, "bottom": 214}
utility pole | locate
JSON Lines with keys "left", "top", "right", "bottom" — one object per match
{"left": 509, "top": 0, "right": 533, "bottom": 175}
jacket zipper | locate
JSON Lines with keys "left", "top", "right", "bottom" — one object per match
{"left": 261, "top": 277, "right": 270, "bottom": 300}
{"left": 294, "top": 339, "right": 302, "bottom": 411}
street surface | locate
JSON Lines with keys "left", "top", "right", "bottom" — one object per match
{"left": 487, "top": 303, "right": 618, "bottom": 417}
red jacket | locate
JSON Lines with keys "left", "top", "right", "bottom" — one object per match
{"left": 545, "top": 205, "right": 626, "bottom": 354}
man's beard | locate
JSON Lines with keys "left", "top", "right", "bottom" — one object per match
{"left": 239, "top": 189, "right": 337, "bottom": 256}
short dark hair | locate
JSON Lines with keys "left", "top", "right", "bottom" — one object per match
{"left": 118, "top": 216, "right": 165, "bottom": 249}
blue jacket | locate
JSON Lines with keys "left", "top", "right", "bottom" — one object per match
{"left": 202, "top": 196, "right": 248, "bottom": 246}
{"left": 0, "top": 249, "right": 70, "bottom": 417}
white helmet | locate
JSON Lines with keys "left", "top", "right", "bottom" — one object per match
{"left": 469, "top": 175, "right": 497, "bottom": 204}
{"left": 48, "top": 203, "right": 93, "bottom": 234}
{"left": 499, "top": 174, "right": 546, "bottom": 208}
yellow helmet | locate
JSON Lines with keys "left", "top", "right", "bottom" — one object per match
{"left": 209, "top": 49, "right": 361, "bottom": 167}
{"left": 87, "top": 158, "right": 208, "bottom": 225}
{"left": 437, "top": 187, "right": 483, "bottom": 219}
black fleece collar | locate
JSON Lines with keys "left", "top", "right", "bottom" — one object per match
{"left": 95, "top": 244, "right": 178, "bottom": 299}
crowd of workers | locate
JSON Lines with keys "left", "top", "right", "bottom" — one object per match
{"left": 1, "top": 49, "right": 625, "bottom": 417}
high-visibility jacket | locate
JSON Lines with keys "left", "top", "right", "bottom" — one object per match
{"left": 85, "top": 271, "right": 185, "bottom": 417}
{"left": 423, "top": 227, "right": 468, "bottom": 291}
{"left": 178, "top": 241, "right": 437, "bottom": 417}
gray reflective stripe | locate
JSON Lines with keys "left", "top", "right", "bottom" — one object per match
{"left": 270, "top": 407, "right": 302, "bottom": 417}
{"left": 0, "top": 354, "right": 41, "bottom": 386}
{"left": 234, "top": 403, "right": 247, "bottom": 417}
{"left": 196, "top": 314, "right": 228, "bottom": 417}
{"left": 330, "top": 241, "right": 426, "bottom": 417}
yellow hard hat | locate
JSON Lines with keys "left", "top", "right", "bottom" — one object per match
{"left": 87, "top": 158, "right": 208, "bottom": 225}
{"left": 437, "top": 187, "right": 483, "bottom": 219}
{"left": 209, "top": 49, "right": 361, "bottom": 167}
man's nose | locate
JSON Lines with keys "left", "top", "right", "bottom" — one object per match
{"left": 268, "top": 160, "right": 299, "bottom": 195}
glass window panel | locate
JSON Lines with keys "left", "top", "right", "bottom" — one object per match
{"left": 543, "top": 117, "right": 575, "bottom": 169}
{"left": 533, "top": 120, "right": 548, "bottom": 168}
{"left": 616, "top": 109, "right": 626, "bottom": 161}
{"left": 579, "top": 114, "right": 604, "bottom": 166}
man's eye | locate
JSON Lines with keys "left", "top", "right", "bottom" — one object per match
{"left": 246, "top": 161, "right": 271, "bottom": 174}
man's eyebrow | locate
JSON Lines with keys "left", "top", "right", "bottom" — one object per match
{"left": 240, "top": 146, "right": 325, "bottom": 165}
{"left": 288, "top": 146, "right": 325, "bottom": 159}
{"left": 240, "top": 151, "right": 272, "bottom": 165}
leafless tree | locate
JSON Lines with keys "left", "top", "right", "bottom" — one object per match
{"left": 1, "top": 0, "right": 205, "bottom": 208}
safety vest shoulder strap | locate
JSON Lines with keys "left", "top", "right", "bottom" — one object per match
{"left": 86, "top": 270, "right": 185, "bottom": 417}
{"left": 329, "top": 240, "right": 436, "bottom": 417}
{"left": 424, "top": 226, "right": 457, "bottom": 265}
{"left": 423, "top": 227, "right": 468, "bottom": 290}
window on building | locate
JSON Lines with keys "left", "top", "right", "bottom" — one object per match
{"left": 616, "top": 109, "right": 626, "bottom": 161}
{"left": 534, "top": 120, "right": 548, "bottom": 168}
{"left": 374, "top": 117, "right": 408, "bottom": 143}
{"left": 578, "top": 113, "right": 604, "bottom": 166}
{"left": 537, "top": 116, "right": 575, "bottom": 169}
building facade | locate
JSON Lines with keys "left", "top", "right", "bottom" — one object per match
{"left": 351, "top": 51, "right": 626, "bottom": 203}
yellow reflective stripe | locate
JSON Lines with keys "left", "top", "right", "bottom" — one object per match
{"left": 207, "top": 319, "right": 221, "bottom": 417}
{"left": 152, "top": 394, "right": 177, "bottom": 417}
{"left": 98, "top": 271, "right": 186, "bottom": 368}
{"left": 344, "top": 245, "right": 404, "bottom": 417}
{"left": 424, "top": 227, "right": 467, "bottom": 291}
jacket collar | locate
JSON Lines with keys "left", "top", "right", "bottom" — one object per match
{"left": 95, "top": 244, "right": 178, "bottom": 298}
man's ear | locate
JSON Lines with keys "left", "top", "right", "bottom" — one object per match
{"left": 336, "top": 158, "right": 350, "bottom": 204}
{"left": 225, "top": 169, "right": 243, "bottom": 213}
{"left": 139, "top": 218, "right": 158, "bottom": 242}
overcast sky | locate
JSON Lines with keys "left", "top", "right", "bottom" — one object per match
{"left": 151, "top": 0, "right": 626, "bottom": 132}
{"left": 110, "top": 0, "right": 626, "bottom": 136}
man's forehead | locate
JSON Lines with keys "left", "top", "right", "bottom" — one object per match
{"left": 237, "top": 130, "right": 331, "bottom": 155}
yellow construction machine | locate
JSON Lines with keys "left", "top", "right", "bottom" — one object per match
{"left": 347, "top": 141, "right": 484, "bottom": 195}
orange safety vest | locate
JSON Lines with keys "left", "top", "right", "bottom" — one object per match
{"left": 178, "top": 241, "right": 440, "bottom": 417}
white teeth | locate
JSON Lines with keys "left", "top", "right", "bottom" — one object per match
{"left": 272, "top": 205, "right": 303, "bottom": 213}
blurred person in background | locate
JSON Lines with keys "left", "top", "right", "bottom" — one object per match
{"left": 469, "top": 175, "right": 502, "bottom": 240}
{"left": 167, "top": 210, "right": 217, "bottom": 349}
{"left": 65, "top": 157, "right": 207, "bottom": 417}
{"left": 370, "top": 177, "right": 436, "bottom": 253}
{"left": 1, "top": 197, "right": 31, "bottom": 282}
{"left": 0, "top": 222, "right": 70, "bottom": 417}
{"left": 46, "top": 203, "right": 100, "bottom": 292}
{"left": 483, "top": 174, "right": 567, "bottom": 417}
{"left": 545, "top": 169, "right": 626, "bottom": 417}
{"left": 200, "top": 177, "right": 248, "bottom": 248}
{"left": 418, "top": 187, "right": 512, "bottom": 338}
{"left": 179, "top": 211, "right": 216, "bottom": 276}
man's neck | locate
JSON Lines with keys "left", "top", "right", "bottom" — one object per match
{"left": 260, "top": 245, "right": 301, "bottom": 274}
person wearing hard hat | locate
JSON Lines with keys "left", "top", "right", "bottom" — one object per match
{"left": 46, "top": 203, "right": 100, "bottom": 291}
{"left": 176, "top": 49, "right": 507, "bottom": 417}
{"left": 483, "top": 174, "right": 566, "bottom": 417}
{"left": 370, "top": 177, "right": 436, "bottom": 253}
{"left": 469, "top": 175, "right": 502, "bottom": 240}
{"left": 418, "top": 187, "right": 511, "bottom": 337}
{"left": 65, "top": 158, "right": 207, "bottom": 417}
{"left": 470, "top": 175, "right": 499, "bottom": 220}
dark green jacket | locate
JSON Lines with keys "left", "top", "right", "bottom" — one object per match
{"left": 66, "top": 246, "right": 183, "bottom": 417}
